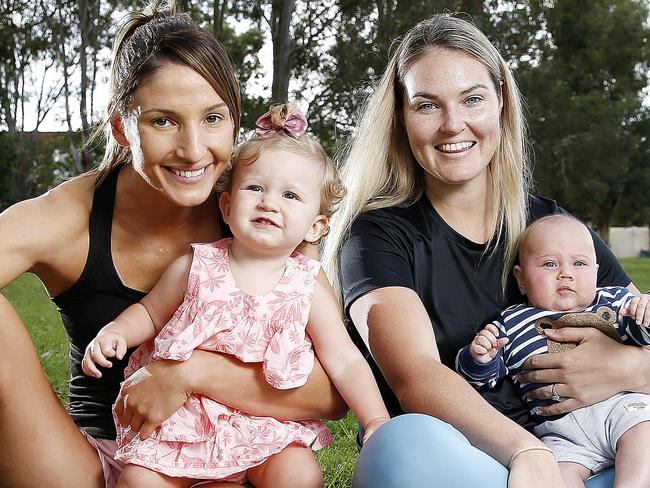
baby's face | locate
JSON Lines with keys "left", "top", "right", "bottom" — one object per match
{"left": 220, "top": 148, "right": 327, "bottom": 255}
{"left": 514, "top": 219, "right": 598, "bottom": 312}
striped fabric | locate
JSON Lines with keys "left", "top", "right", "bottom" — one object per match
{"left": 456, "top": 287, "right": 648, "bottom": 420}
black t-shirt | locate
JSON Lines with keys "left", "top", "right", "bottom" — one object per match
{"left": 340, "top": 195, "right": 631, "bottom": 430}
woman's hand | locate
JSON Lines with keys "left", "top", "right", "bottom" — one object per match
{"left": 508, "top": 449, "right": 565, "bottom": 488}
{"left": 113, "top": 360, "right": 190, "bottom": 439}
{"left": 517, "top": 327, "right": 649, "bottom": 416}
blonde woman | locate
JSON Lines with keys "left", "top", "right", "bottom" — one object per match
{"left": 0, "top": 3, "right": 343, "bottom": 487}
{"left": 323, "top": 14, "right": 646, "bottom": 488}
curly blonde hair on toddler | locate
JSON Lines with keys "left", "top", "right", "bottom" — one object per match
{"left": 221, "top": 104, "right": 346, "bottom": 219}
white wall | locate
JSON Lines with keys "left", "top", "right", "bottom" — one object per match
{"left": 609, "top": 226, "right": 650, "bottom": 258}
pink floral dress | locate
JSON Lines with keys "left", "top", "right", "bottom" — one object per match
{"left": 113, "top": 238, "right": 333, "bottom": 481}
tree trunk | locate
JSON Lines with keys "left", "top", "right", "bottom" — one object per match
{"left": 213, "top": 0, "right": 227, "bottom": 39}
{"left": 55, "top": 8, "right": 84, "bottom": 174}
{"left": 596, "top": 219, "right": 610, "bottom": 244}
{"left": 596, "top": 192, "right": 624, "bottom": 244}
{"left": 9, "top": 48, "right": 21, "bottom": 132}
{"left": 77, "top": 0, "right": 94, "bottom": 170}
{"left": 271, "top": 0, "right": 295, "bottom": 102}
{"left": 19, "top": 59, "right": 25, "bottom": 130}
{"left": 89, "top": 0, "right": 100, "bottom": 128}
{"left": 62, "top": 58, "right": 84, "bottom": 174}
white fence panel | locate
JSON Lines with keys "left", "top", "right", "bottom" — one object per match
{"left": 609, "top": 226, "right": 650, "bottom": 258}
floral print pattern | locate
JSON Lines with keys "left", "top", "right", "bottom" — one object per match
{"left": 114, "top": 239, "right": 332, "bottom": 480}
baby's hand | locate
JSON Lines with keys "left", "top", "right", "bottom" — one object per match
{"left": 82, "top": 329, "right": 128, "bottom": 378}
{"left": 622, "top": 294, "right": 650, "bottom": 327}
{"left": 469, "top": 323, "right": 509, "bottom": 364}
{"left": 361, "top": 417, "right": 390, "bottom": 444}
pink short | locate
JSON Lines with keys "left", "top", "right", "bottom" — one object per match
{"left": 83, "top": 433, "right": 122, "bottom": 488}
{"left": 83, "top": 433, "right": 247, "bottom": 487}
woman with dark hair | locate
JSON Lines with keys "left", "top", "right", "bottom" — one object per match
{"left": 0, "top": 3, "right": 343, "bottom": 487}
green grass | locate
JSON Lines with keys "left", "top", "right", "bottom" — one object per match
{"left": 619, "top": 258, "right": 650, "bottom": 292}
{"left": 2, "top": 257, "right": 649, "bottom": 486}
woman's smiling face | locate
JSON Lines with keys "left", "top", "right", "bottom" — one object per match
{"left": 114, "top": 63, "right": 234, "bottom": 208}
{"left": 401, "top": 47, "right": 502, "bottom": 191}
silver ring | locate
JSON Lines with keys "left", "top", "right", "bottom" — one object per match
{"left": 551, "top": 383, "right": 561, "bottom": 402}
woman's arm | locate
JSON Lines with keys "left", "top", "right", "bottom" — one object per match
{"left": 115, "top": 347, "right": 347, "bottom": 438}
{"left": 0, "top": 175, "right": 98, "bottom": 295}
{"left": 351, "top": 286, "right": 564, "bottom": 485}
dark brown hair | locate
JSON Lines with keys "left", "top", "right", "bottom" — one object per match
{"left": 92, "top": 0, "right": 240, "bottom": 182}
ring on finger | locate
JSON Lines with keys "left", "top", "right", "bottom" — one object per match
{"left": 551, "top": 383, "right": 561, "bottom": 402}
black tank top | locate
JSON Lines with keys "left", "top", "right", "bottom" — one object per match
{"left": 52, "top": 169, "right": 230, "bottom": 439}
{"left": 52, "top": 169, "right": 146, "bottom": 438}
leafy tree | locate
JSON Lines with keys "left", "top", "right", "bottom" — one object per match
{"left": 0, "top": 0, "right": 66, "bottom": 132}
{"left": 520, "top": 0, "right": 650, "bottom": 239}
{"left": 612, "top": 108, "right": 650, "bottom": 226}
{"left": 221, "top": 0, "right": 341, "bottom": 132}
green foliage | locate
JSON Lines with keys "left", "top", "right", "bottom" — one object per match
{"left": 0, "top": 131, "right": 80, "bottom": 210}
{"left": 217, "top": 23, "right": 268, "bottom": 131}
{"left": 519, "top": 0, "right": 650, "bottom": 234}
{"left": 4, "top": 0, "right": 650, "bottom": 231}
{"left": 0, "top": 132, "right": 17, "bottom": 208}
{"left": 612, "top": 110, "right": 650, "bottom": 226}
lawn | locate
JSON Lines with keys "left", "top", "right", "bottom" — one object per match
{"left": 3, "top": 257, "right": 650, "bottom": 486}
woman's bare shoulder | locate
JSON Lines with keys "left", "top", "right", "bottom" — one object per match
{"left": 0, "top": 172, "right": 98, "bottom": 281}
{"left": 42, "top": 171, "right": 97, "bottom": 212}
{"left": 3, "top": 172, "right": 96, "bottom": 229}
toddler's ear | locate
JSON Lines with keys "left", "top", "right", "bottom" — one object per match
{"left": 304, "top": 214, "right": 328, "bottom": 244}
{"left": 513, "top": 265, "right": 527, "bottom": 295}
{"left": 219, "top": 192, "right": 232, "bottom": 224}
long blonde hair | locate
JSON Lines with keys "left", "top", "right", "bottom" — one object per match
{"left": 322, "top": 13, "right": 531, "bottom": 299}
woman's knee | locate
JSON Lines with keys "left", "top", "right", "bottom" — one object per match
{"left": 353, "top": 413, "right": 508, "bottom": 488}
